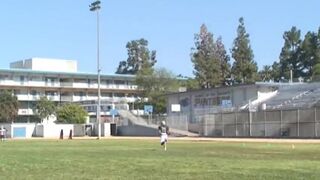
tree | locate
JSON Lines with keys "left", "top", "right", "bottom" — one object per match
{"left": 216, "top": 37, "right": 231, "bottom": 83}
{"left": 312, "top": 64, "right": 320, "bottom": 80}
{"left": 178, "top": 77, "right": 200, "bottom": 91}
{"left": 116, "top": 38, "right": 157, "bottom": 74}
{"left": 231, "top": 17, "right": 258, "bottom": 84}
{"left": 300, "top": 29, "right": 320, "bottom": 79}
{"left": 56, "top": 104, "right": 88, "bottom": 124}
{"left": 279, "top": 26, "right": 302, "bottom": 80}
{"left": 35, "top": 96, "right": 56, "bottom": 123}
{"left": 135, "top": 68, "right": 179, "bottom": 114}
{"left": 312, "top": 28, "right": 320, "bottom": 80}
{"left": 0, "top": 90, "right": 19, "bottom": 123}
{"left": 191, "top": 24, "right": 226, "bottom": 88}
{"left": 271, "top": 61, "right": 281, "bottom": 82}
{"left": 259, "top": 65, "right": 272, "bottom": 82}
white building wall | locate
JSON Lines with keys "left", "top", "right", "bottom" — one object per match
{"left": 36, "top": 124, "right": 74, "bottom": 138}
{"left": 10, "top": 58, "right": 77, "bottom": 72}
{"left": 32, "top": 58, "right": 77, "bottom": 72}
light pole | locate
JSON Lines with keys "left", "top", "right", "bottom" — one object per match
{"left": 90, "top": 0, "right": 101, "bottom": 139}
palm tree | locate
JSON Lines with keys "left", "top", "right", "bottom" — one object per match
{"left": 259, "top": 65, "right": 272, "bottom": 82}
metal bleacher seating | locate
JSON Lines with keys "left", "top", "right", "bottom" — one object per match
{"left": 264, "top": 83, "right": 320, "bottom": 110}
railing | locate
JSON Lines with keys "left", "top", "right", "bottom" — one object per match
{"left": 0, "top": 80, "right": 138, "bottom": 91}
{"left": 60, "top": 96, "right": 73, "bottom": 101}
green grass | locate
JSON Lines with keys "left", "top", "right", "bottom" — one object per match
{"left": 0, "top": 139, "right": 320, "bottom": 180}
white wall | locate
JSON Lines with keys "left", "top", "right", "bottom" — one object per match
{"left": 102, "top": 123, "right": 111, "bottom": 137}
{"left": 10, "top": 58, "right": 77, "bottom": 72}
{"left": 32, "top": 58, "right": 77, "bottom": 72}
{"left": 0, "top": 123, "right": 36, "bottom": 138}
{"left": 36, "top": 124, "right": 74, "bottom": 138}
{"left": 11, "top": 124, "right": 36, "bottom": 138}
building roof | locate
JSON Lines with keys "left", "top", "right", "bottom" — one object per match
{"left": 0, "top": 68, "right": 136, "bottom": 80}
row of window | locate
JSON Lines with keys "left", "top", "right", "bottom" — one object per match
{"left": 11, "top": 89, "right": 137, "bottom": 98}
{"left": 0, "top": 74, "right": 133, "bottom": 85}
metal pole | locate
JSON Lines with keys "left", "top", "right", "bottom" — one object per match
{"left": 90, "top": 0, "right": 102, "bottom": 139}
{"left": 264, "top": 111, "right": 267, "bottom": 137}
{"left": 297, "top": 109, "right": 300, "bottom": 137}
{"left": 280, "top": 110, "right": 282, "bottom": 137}
{"left": 235, "top": 112, "right": 237, "bottom": 137}
{"left": 315, "top": 107, "right": 317, "bottom": 137}
{"left": 221, "top": 113, "right": 224, "bottom": 137}
{"left": 97, "top": 9, "right": 101, "bottom": 139}
{"left": 249, "top": 111, "right": 252, "bottom": 136}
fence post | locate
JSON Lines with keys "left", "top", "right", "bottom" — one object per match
{"left": 297, "top": 109, "right": 300, "bottom": 137}
{"left": 249, "top": 111, "right": 252, "bottom": 137}
{"left": 315, "top": 107, "right": 317, "bottom": 138}
{"left": 205, "top": 116, "right": 208, "bottom": 136}
{"left": 235, "top": 112, "right": 238, "bottom": 137}
{"left": 264, "top": 111, "right": 267, "bottom": 137}
{"left": 221, "top": 113, "right": 224, "bottom": 137}
{"left": 280, "top": 110, "right": 282, "bottom": 137}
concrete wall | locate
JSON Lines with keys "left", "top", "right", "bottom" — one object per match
{"left": 0, "top": 123, "right": 37, "bottom": 138}
{"left": 167, "top": 84, "right": 268, "bottom": 123}
{"left": 35, "top": 124, "right": 74, "bottom": 138}
{"left": 92, "top": 123, "right": 112, "bottom": 137}
{"left": 73, "top": 124, "right": 85, "bottom": 137}
{"left": 117, "top": 125, "right": 158, "bottom": 136}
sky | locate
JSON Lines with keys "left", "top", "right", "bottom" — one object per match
{"left": 0, "top": 0, "right": 319, "bottom": 77}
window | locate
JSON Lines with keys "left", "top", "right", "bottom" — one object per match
{"left": 20, "top": 76, "right": 25, "bottom": 85}
{"left": 45, "top": 91, "right": 57, "bottom": 96}
{"left": 13, "top": 89, "right": 20, "bottom": 95}
{"left": 31, "top": 90, "right": 37, "bottom": 96}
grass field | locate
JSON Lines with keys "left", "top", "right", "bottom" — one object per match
{"left": 0, "top": 139, "right": 320, "bottom": 180}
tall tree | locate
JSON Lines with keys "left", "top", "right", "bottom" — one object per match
{"left": 299, "top": 31, "right": 319, "bottom": 78}
{"left": 116, "top": 38, "right": 157, "bottom": 75}
{"left": 216, "top": 37, "right": 231, "bottom": 84}
{"left": 0, "top": 90, "right": 19, "bottom": 123}
{"left": 311, "top": 28, "right": 320, "bottom": 80}
{"left": 231, "top": 17, "right": 258, "bottom": 84}
{"left": 312, "top": 64, "right": 320, "bottom": 80}
{"left": 271, "top": 61, "right": 281, "bottom": 82}
{"left": 279, "top": 26, "right": 302, "bottom": 80}
{"left": 35, "top": 96, "right": 56, "bottom": 123}
{"left": 191, "top": 24, "right": 223, "bottom": 88}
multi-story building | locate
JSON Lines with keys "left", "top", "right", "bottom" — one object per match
{"left": 0, "top": 58, "right": 141, "bottom": 122}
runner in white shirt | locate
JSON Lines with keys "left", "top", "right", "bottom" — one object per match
{"left": 158, "top": 121, "right": 169, "bottom": 151}
{"left": 0, "top": 127, "right": 5, "bottom": 141}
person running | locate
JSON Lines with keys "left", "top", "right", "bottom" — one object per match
{"left": 158, "top": 121, "right": 169, "bottom": 151}
{"left": 0, "top": 126, "right": 5, "bottom": 141}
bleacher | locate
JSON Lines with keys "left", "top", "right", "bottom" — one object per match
{"left": 264, "top": 83, "right": 320, "bottom": 110}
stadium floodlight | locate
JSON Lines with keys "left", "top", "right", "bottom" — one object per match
{"left": 89, "top": 0, "right": 101, "bottom": 11}
{"left": 90, "top": 0, "right": 102, "bottom": 139}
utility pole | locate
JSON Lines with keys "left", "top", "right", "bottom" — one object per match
{"left": 90, "top": 0, "right": 101, "bottom": 139}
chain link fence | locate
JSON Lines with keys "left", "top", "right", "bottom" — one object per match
{"left": 198, "top": 106, "right": 320, "bottom": 138}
